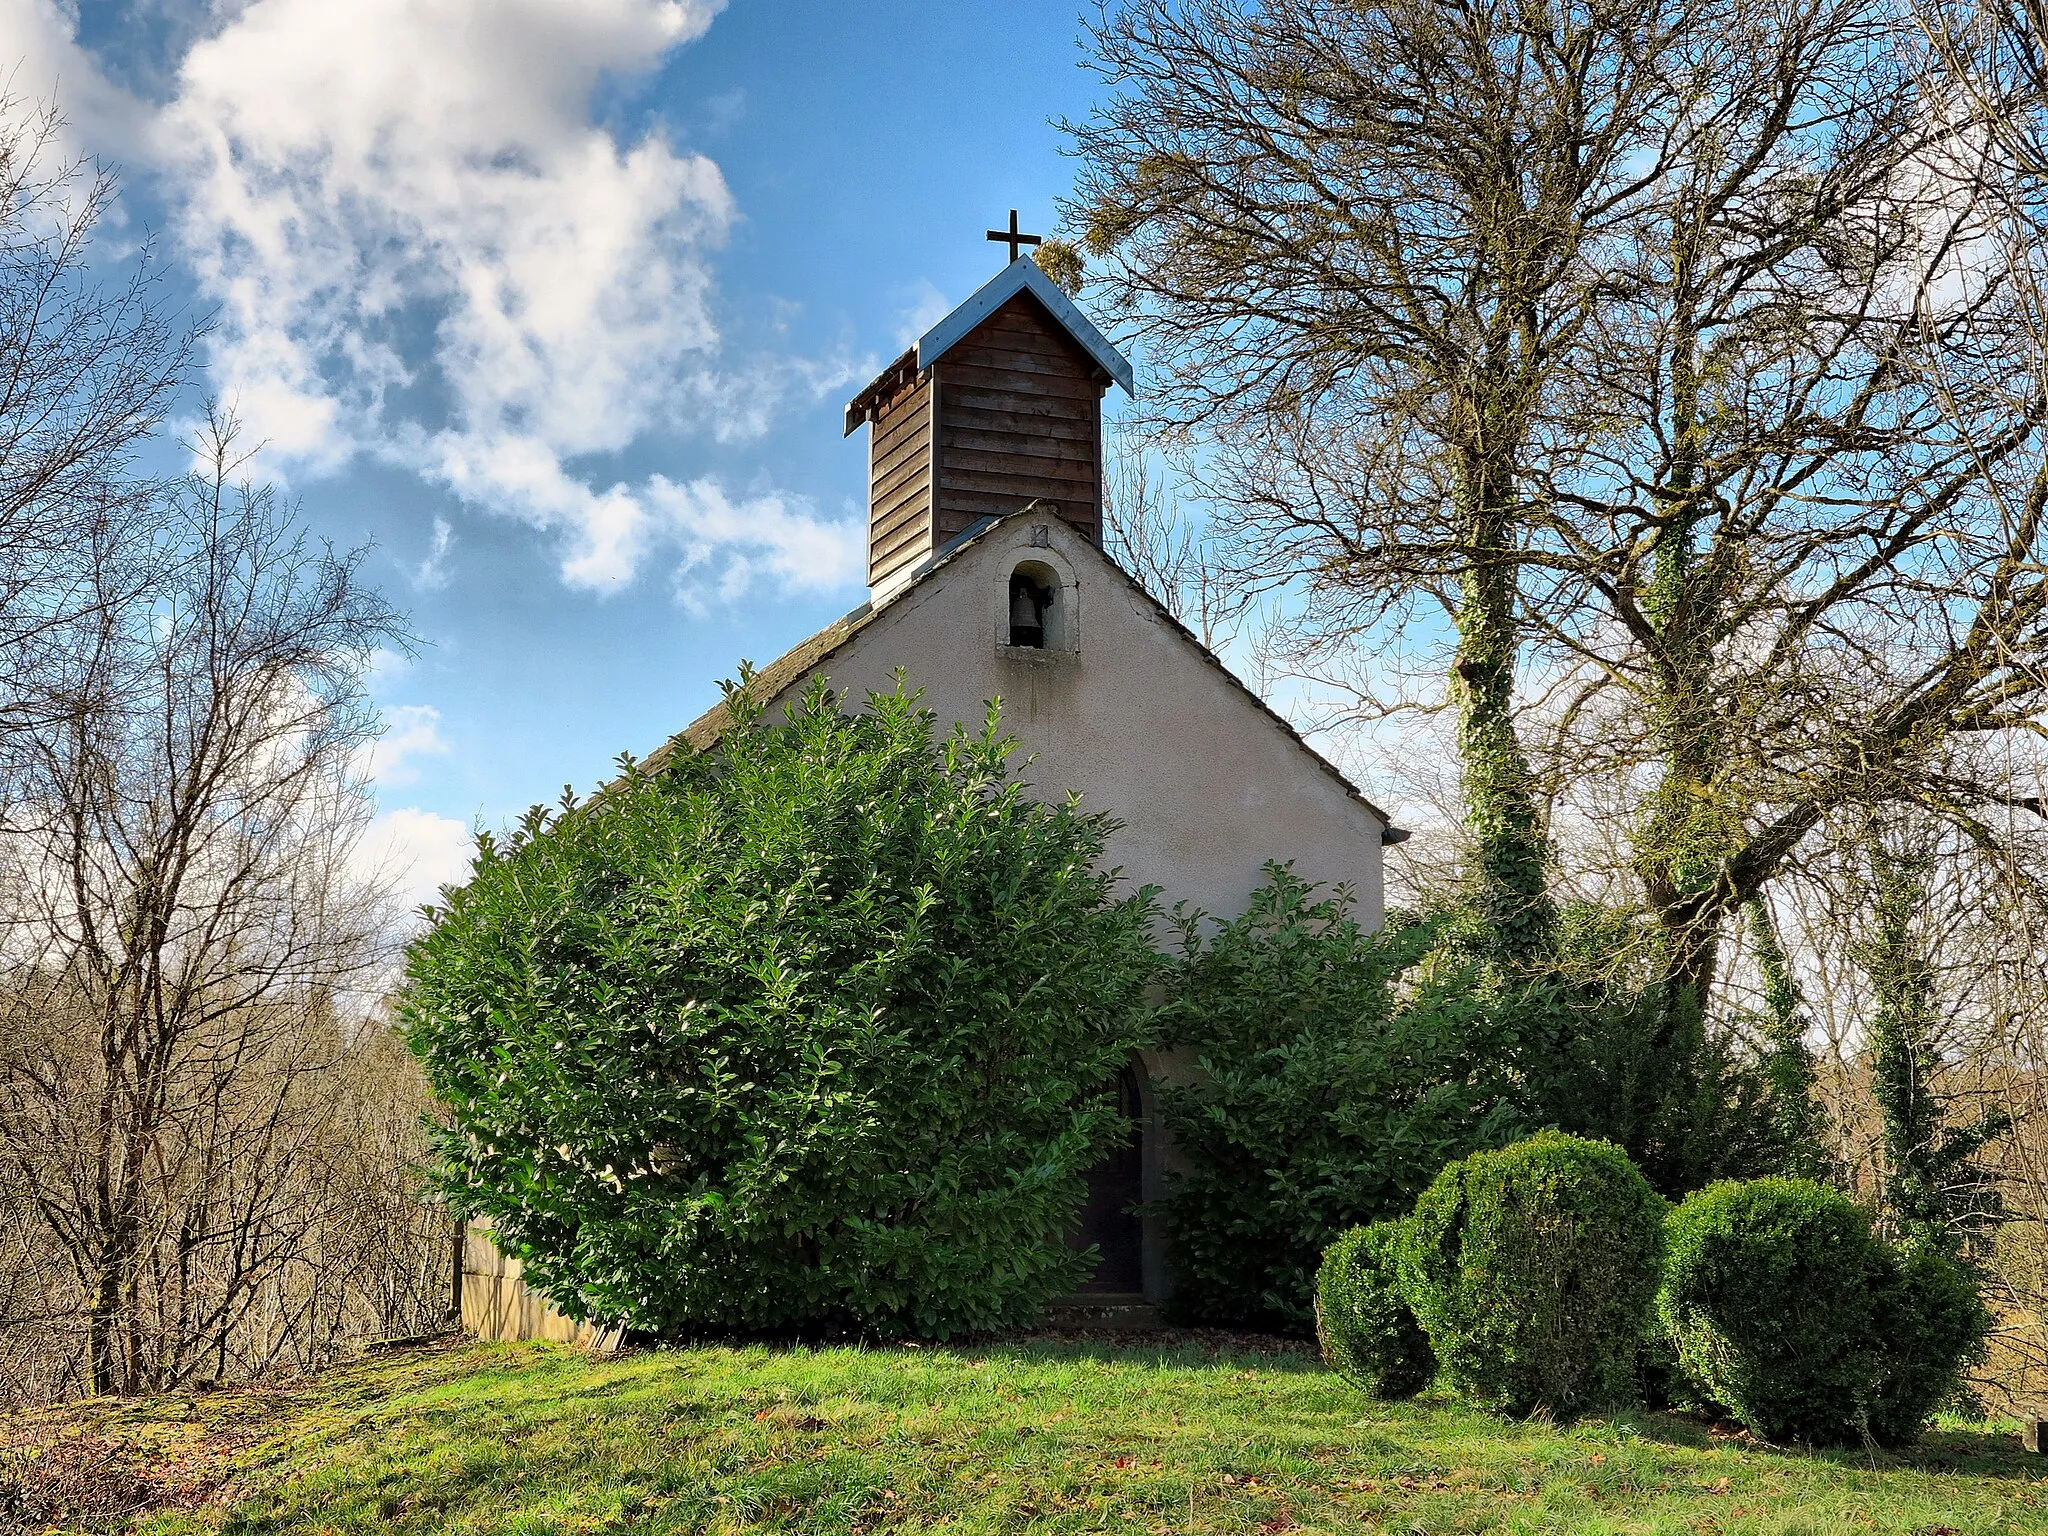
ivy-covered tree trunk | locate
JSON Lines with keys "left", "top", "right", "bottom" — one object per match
{"left": 1860, "top": 842, "right": 2008, "bottom": 1258}
{"left": 1746, "top": 895, "right": 1827, "bottom": 1176}
{"left": 1450, "top": 446, "right": 1551, "bottom": 974}
{"left": 1634, "top": 270, "right": 1726, "bottom": 1006}
{"left": 1633, "top": 657, "right": 1730, "bottom": 1173}
{"left": 1624, "top": 274, "right": 1765, "bottom": 1189}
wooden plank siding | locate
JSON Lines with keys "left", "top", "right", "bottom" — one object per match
{"left": 860, "top": 291, "right": 1108, "bottom": 589}
{"left": 931, "top": 294, "right": 1105, "bottom": 546}
{"left": 867, "top": 373, "right": 934, "bottom": 588}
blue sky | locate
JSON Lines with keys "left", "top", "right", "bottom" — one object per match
{"left": 5, "top": 0, "right": 1136, "bottom": 909}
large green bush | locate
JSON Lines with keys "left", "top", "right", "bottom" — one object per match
{"left": 1154, "top": 867, "right": 1520, "bottom": 1329}
{"left": 1658, "top": 1179, "right": 1896, "bottom": 1445}
{"left": 1315, "top": 1222, "right": 1434, "bottom": 1399}
{"left": 1511, "top": 902, "right": 1793, "bottom": 1198}
{"left": 1406, "top": 1132, "right": 1666, "bottom": 1418}
{"left": 402, "top": 679, "right": 1160, "bottom": 1339}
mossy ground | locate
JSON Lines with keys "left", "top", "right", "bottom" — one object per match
{"left": 5, "top": 1335, "right": 2045, "bottom": 1534}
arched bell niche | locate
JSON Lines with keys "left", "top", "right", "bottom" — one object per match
{"left": 1007, "top": 558, "right": 1068, "bottom": 650}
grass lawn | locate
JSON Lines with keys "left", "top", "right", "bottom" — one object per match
{"left": 4, "top": 1334, "right": 2045, "bottom": 1535}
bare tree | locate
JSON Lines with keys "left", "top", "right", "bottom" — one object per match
{"left": 1760, "top": 816, "right": 2048, "bottom": 1408}
{"left": 1072, "top": 0, "right": 2048, "bottom": 990}
{"left": 0, "top": 92, "right": 450, "bottom": 1407}
{"left": 0, "top": 93, "right": 190, "bottom": 737}
{"left": 1067, "top": 0, "right": 1725, "bottom": 966}
{"left": 1522, "top": 0, "right": 2048, "bottom": 1199}
{"left": 1101, "top": 434, "right": 1248, "bottom": 651}
{"left": 1470, "top": 0, "right": 2048, "bottom": 1197}
{"left": 0, "top": 421, "right": 412, "bottom": 1396}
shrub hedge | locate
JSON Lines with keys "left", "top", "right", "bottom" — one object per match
{"left": 1315, "top": 1222, "right": 1434, "bottom": 1398}
{"left": 1405, "top": 1132, "right": 1666, "bottom": 1417}
{"left": 402, "top": 679, "right": 1160, "bottom": 1339}
{"left": 1153, "top": 867, "right": 1520, "bottom": 1330}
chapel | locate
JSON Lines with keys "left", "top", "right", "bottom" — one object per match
{"left": 656, "top": 241, "right": 1403, "bottom": 1316}
{"left": 461, "top": 233, "right": 1403, "bottom": 1340}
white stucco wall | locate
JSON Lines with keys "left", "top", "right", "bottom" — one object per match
{"left": 758, "top": 515, "right": 1388, "bottom": 930}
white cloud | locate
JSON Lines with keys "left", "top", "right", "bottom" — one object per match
{"left": 359, "top": 806, "right": 474, "bottom": 920}
{"left": 650, "top": 475, "right": 863, "bottom": 599}
{"left": 895, "top": 279, "right": 952, "bottom": 349}
{"left": 85, "top": 0, "right": 862, "bottom": 596}
{"left": 363, "top": 703, "right": 450, "bottom": 789}
{"left": 0, "top": 0, "right": 154, "bottom": 162}
{"left": 162, "top": 0, "right": 725, "bottom": 458}
{"left": 411, "top": 517, "right": 454, "bottom": 591}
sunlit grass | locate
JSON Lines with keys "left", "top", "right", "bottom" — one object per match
{"left": 78, "top": 1337, "right": 2048, "bottom": 1533}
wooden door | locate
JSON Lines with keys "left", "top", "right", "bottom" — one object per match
{"left": 1071, "top": 1064, "right": 1145, "bottom": 1294}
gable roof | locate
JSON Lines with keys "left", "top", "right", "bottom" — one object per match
{"left": 919, "top": 257, "right": 1136, "bottom": 396}
{"left": 844, "top": 258, "right": 1135, "bottom": 434}
{"left": 645, "top": 513, "right": 1401, "bottom": 837}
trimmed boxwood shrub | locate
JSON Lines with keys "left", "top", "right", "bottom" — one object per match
{"left": 1316, "top": 1222, "right": 1434, "bottom": 1398}
{"left": 1868, "top": 1243, "right": 1991, "bottom": 1446}
{"left": 1658, "top": 1178, "right": 1895, "bottom": 1445}
{"left": 1405, "top": 1132, "right": 1665, "bottom": 1417}
{"left": 1661, "top": 1181, "right": 1992, "bottom": 1446}
{"left": 402, "top": 678, "right": 1160, "bottom": 1340}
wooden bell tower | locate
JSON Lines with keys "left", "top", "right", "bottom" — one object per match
{"left": 844, "top": 235, "right": 1135, "bottom": 595}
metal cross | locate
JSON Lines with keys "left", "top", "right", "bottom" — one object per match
{"left": 986, "top": 209, "right": 1042, "bottom": 263}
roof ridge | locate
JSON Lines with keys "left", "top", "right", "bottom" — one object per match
{"left": 916, "top": 257, "right": 1135, "bottom": 396}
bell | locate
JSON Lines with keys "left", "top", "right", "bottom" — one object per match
{"left": 1009, "top": 574, "right": 1047, "bottom": 647}
{"left": 1010, "top": 584, "right": 1040, "bottom": 630}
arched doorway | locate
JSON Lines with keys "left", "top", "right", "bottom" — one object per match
{"left": 1070, "top": 1063, "right": 1145, "bottom": 1294}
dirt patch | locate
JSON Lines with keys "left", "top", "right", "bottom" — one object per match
{"left": 0, "top": 1393, "right": 286, "bottom": 1536}
{"left": 0, "top": 1436, "right": 164, "bottom": 1533}
{"left": 0, "top": 1335, "right": 471, "bottom": 1533}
